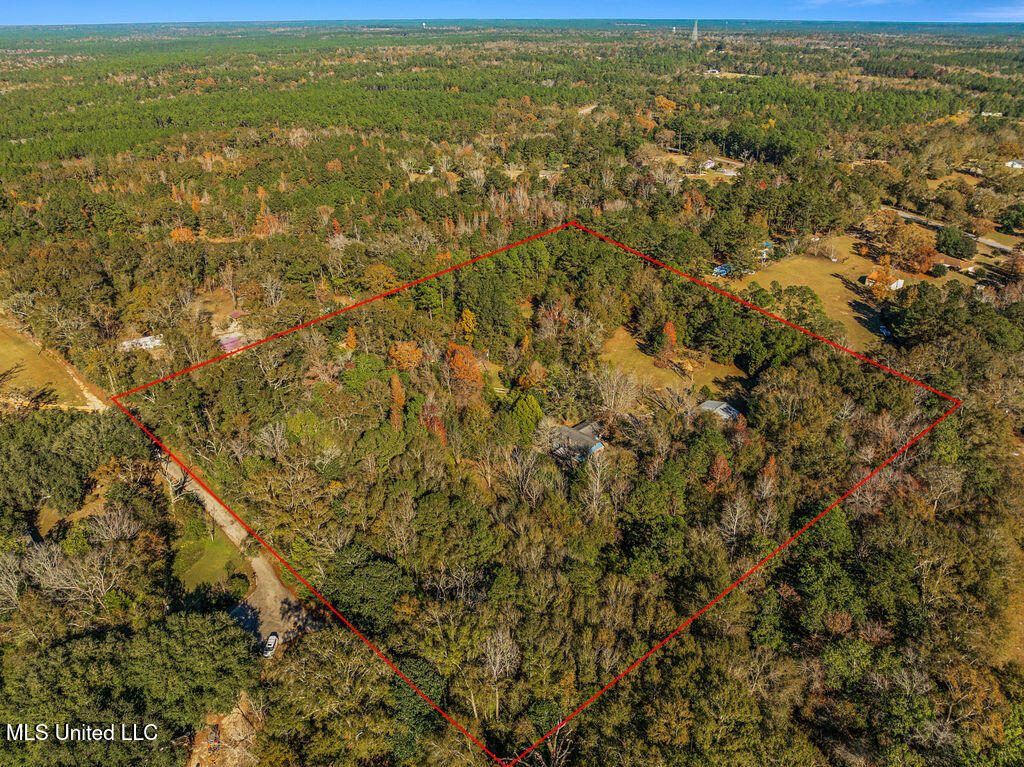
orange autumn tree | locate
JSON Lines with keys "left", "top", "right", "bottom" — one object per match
{"left": 518, "top": 359, "right": 547, "bottom": 390}
{"left": 446, "top": 342, "right": 483, "bottom": 405}
{"left": 170, "top": 226, "right": 195, "bottom": 244}
{"left": 871, "top": 253, "right": 894, "bottom": 302}
{"left": 663, "top": 320, "right": 677, "bottom": 350}
{"left": 388, "top": 341, "right": 423, "bottom": 371}
{"left": 708, "top": 453, "right": 732, "bottom": 490}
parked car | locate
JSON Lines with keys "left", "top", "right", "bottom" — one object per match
{"left": 262, "top": 632, "right": 279, "bottom": 658}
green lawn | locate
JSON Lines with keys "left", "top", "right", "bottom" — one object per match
{"left": 173, "top": 527, "right": 247, "bottom": 591}
{"left": 984, "top": 230, "right": 1022, "bottom": 249}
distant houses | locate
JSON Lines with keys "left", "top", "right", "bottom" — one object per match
{"left": 1005, "top": 159, "right": 1024, "bottom": 169}
{"left": 699, "top": 400, "right": 741, "bottom": 422}
{"left": 217, "top": 309, "right": 251, "bottom": 352}
{"left": 552, "top": 421, "right": 605, "bottom": 462}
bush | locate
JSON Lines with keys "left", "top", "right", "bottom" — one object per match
{"left": 930, "top": 263, "right": 948, "bottom": 277}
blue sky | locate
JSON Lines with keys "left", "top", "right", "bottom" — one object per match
{"left": 2, "top": 0, "right": 1022, "bottom": 26}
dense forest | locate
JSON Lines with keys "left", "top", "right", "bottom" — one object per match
{"left": 1, "top": 20, "right": 1023, "bottom": 767}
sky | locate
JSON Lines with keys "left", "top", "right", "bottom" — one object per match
{"left": 2, "top": 0, "right": 1023, "bottom": 26}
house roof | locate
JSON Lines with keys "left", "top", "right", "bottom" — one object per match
{"left": 219, "top": 335, "right": 246, "bottom": 352}
{"left": 934, "top": 254, "right": 970, "bottom": 268}
{"left": 866, "top": 272, "right": 902, "bottom": 288}
{"left": 555, "top": 421, "right": 603, "bottom": 450}
{"left": 699, "top": 400, "right": 741, "bottom": 421}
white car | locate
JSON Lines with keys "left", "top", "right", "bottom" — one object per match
{"left": 262, "top": 632, "right": 279, "bottom": 658}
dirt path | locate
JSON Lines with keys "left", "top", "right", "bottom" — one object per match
{"left": 160, "top": 456, "right": 317, "bottom": 645}
{"left": 162, "top": 457, "right": 249, "bottom": 547}
{"left": 59, "top": 355, "right": 107, "bottom": 411}
{"left": 188, "top": 691, "right": 261, "bottom": 767}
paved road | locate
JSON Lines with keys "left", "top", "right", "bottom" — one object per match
{"left": 881, "top": 205, "right": 1016, "bottom": 254}
{"left": 161, "top": 457, "right": 316, "bottom": 645}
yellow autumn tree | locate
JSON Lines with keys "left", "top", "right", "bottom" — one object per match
{"left": 363, "top": 264, "right": 399, "bottom": 293}
{"left": 457, "top": 308, "right": 477, "bottom": 344}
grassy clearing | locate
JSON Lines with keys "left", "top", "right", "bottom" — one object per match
{"left": 195, "top": 287, "right": 238, "bottom": 331}
{"left": 0, "top": 324, "right": 89, "bottom": 406}
{"left": 924, "top": 171, "right": 982, "bottom": 190}
{"left": 647, "top": 149, "right": 740, "bottom": 185}
{"left": 174, "top": 526, "right": 247, "bottom": 591}
{"left": 727, "top": 232, "right": 982, "bottom": 352}
{"left": 600, "top": 327, "right": 745, "bottom": 394}
{"left": 728, "top": 237, "right": 881, "bottom": 351}
{"left": 984, "top": 230, "right": 1022, "bottom": 250}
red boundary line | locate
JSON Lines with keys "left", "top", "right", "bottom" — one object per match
{"left": 112, "top": 221, "right": 961, "bottom": 766}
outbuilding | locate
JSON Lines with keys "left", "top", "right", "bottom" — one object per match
{"left": 699, "top": 400, "right": 741, "bottom": 422}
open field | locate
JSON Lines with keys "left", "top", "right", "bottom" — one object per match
{"left": 726, "top": 233, "right": 986, "bottom": 352}
{"left": 729, "top": 236, "right": 880, "bottom": 350}
{"left": 984, "top": 229, "right": 1023, "bottom": 250}
{"left": 0, "top": 324, "right": 103, "bottom": 408}
{"left": 195, "top": 287, "right": 239, "bottom": 330}
{"left": 601, "top": 326, "right": 746, "bottom": 394}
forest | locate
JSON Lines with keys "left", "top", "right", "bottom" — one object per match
{"left": 1, "top": 20, "right": 1023, "bottom": 767}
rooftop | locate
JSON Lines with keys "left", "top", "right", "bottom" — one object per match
{"left": 699, "top": 400, "right": 741, "bottom": 421}
{"left": 552, "top": 421, "right": 605, "bottom": 461}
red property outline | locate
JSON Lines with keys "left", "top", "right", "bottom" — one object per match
{"left": 112, "top": 221, "right": 961, "bottom": 766}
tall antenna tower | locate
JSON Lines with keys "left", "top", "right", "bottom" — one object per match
{"left": 691, "top": 20, "right": 699, "bottom": 43}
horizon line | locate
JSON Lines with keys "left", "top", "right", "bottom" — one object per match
{"left": 3, "top": 17, "right": 1024, "bottom": 30}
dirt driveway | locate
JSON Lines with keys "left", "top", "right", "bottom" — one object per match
{"left": 231, "top": 554, "right": 319, "bottom": 644}
{"left": 160, "top": 457, "right": 318, "bottom": 647}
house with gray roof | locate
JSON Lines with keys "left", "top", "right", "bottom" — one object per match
{"left": 552, "top": 421, "right": 605, "bottom": 462}
{"left": 699, "top": 400, "right": 741, "bottom": 422}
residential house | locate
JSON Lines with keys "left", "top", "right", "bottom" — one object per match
{"left": 552, "top": 421, "right": 605, "bottom": 462}
{"left": 864, "top": 272, "right": 904, "bottom": 290}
